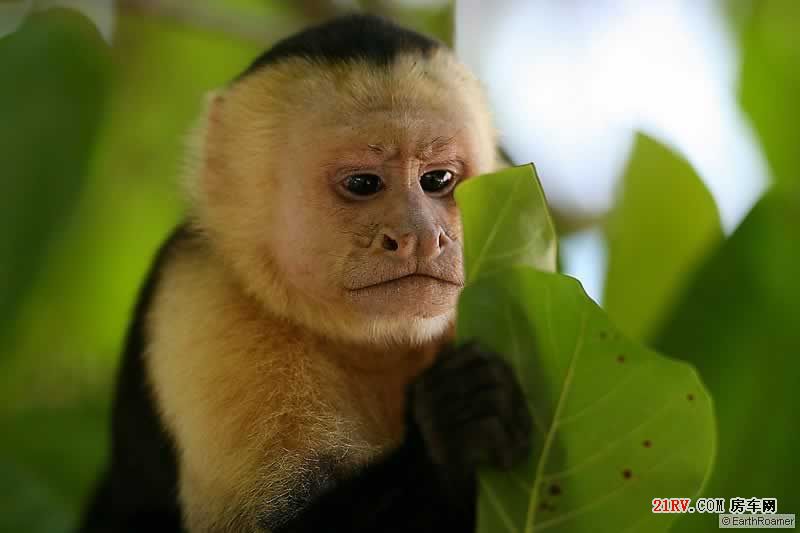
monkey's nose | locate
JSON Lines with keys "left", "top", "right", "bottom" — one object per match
{"left": 382, "top": 234, "right": 400, "bottom": 251}
{"left": 379, "top": 229, "right": 445, "bottom": 259}
{"left": 381, "top": 232, "right": 416, "bottom": 257}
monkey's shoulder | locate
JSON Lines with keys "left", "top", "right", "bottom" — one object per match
{"left": 137, "top": 228, "right": 385, "bottom": 527}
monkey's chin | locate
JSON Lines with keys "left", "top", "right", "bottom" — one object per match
{"left": 340, "top": 276, "right": 460, "bottom": 345}
{"left": 359, "top": 310, "right": 455, "bottom": 346}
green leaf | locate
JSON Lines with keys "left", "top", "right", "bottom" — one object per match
{"left": 0, "top": 1, "right": 115, "bottom": 42}
{"left": 0, "top": 8, "right": 109, "bottom": 348}
{"left": 455, "top": 164, "right": 558, "bottom": 282}
{"left": 455, "top": 167, "right": 716, "bottom": 533}
{"left": 0, "top": 460, "right": 72, "bottom": 533}
{"left": 0, "top": 0, "right": 32, "bottom": 38}
{"left": 738, "top": 0, "right": 800, "bottom": 187}
{"left": 0, "top": 401, "right": 108, "bottom": 533}
{"left": 655, "top": 185, "right": 800, "bottom": 532}
{"left": 604, "top": 133, "right": 723, "bottom": 342}
{"left": 1, "top": 10, "right": 259, "bottom": 403}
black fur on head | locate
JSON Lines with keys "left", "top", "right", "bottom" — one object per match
{"left": 237, "top": 13, "right": 441, "bottom": 80}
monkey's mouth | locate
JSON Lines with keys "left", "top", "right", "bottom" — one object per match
{"left": 348, "top": 273, "right": 463, "bottom": 292}
{"left": 344, "top": 270, "right": 463, "bottom": 316}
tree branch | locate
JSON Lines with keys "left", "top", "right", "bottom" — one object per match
{"left": 116, "top": 0, "right": 449, "bottom": 51}
{"left": 117, "top": 0, "right": 321, "bottom": 46}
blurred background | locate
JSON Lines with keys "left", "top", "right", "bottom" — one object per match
{"left": 1, "top": 1, "right": 798, "bottom": 531}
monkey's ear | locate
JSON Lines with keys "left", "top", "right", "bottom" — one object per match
{"left": 203, "top": 90, "right": 226, "bottom": 127}
{"left": 183, "top": 89, "right": 228, "bottom": 212}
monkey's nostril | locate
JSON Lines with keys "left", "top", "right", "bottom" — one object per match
{"left": 382, "top": 235, "right": 399, "bottom": 251}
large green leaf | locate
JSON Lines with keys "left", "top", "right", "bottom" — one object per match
{"left": 455, "top": 166, "right": 716, "bottom": 533}
{"left": 1, "top": 9, "right": 260, "bottom": 404}
{"left": 655, "top": 185, "right": 800, "bottom": 532}
{"left": 0, "top": 8, "right": 109, "bottom": 348}
{"left": 0, "top": 13, "right": 110, "bottom": 528}
{"left": 457, "top": 164, "right": 558, "bottom": 281}
{"left": 0, "top": 10, "right": 261, "bottom": 532}
{"left": 738, "top": 0, "right": 800, "bottom": 187}
{"left": 0, "top": 401, "right": 108, "bottom": 533}
{"left": 604, "top": 133, "right": 723, "bottom": 342}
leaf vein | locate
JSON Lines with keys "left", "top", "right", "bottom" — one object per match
{"left": 469, "top": 173, "right": 524, "bottom": 281}
{"left": 525, "top": 306, "right": 589, "bottom": 532}
{"left": 535, "top": 441, "right": 690, "bottom": 530}
{"left": 556, "top": 359, "right": 655, "bottom": 427}
{"left": 541, "top": 393, "right": 688, "bottom": 482}
{"left": 480, "top": 478, "right": 521, "bottom": 533}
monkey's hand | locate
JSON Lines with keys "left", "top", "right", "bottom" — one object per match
{"left": 409, "top": 341, "right": 533, "bottom": 481}
{"left": 272, "top": 342, "right": 532, "bottom": 533}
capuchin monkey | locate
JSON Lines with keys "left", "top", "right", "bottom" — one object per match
{"left": 80, "top": 14, "right": 531, "bottom": 533}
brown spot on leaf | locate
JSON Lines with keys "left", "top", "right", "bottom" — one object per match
{"left": 687, "top": 393, "right": 695, "bottom": 401}
{"left": 622, "top": 469, "right": 632, "bottom": 479}
{"left": 549, "top": 484, "right": 561, "bottom": 496}
{"left": 616, "top": 354, "right": 625, "bottom": 363}
{"left": 643, "top": 440, "right": 652, "bottom": 448}
{"left": 538, "top": 501, "right": 556, "bottom": 512}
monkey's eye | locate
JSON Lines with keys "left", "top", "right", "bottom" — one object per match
{"left": 343, "top": 174, "right": 384, "bottom": 197}
{"left": 420, "top": 170, "right": 455, "bottom": 195}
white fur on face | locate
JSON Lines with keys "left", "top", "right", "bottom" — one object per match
{"left": 186, "top": 51, "right": 497, "bottom": 345}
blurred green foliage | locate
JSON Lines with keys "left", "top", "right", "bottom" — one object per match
{"left": 0, "top": 1, "right": 797, "bottom": 532}
{"left": 604, "top": 134, "right": 723, "bottom": 342}
{"left": 0, "top": 9, "right": 109, "bottom": 355}
{"left": 655, "top": 186, "right": 800, "bottom": 532}
{"left": 738, "top": 0, "right": 800, "bottom": 187}
{"left": 0, "top": 7, "right": 261, "bottom": 533}
{"left": 0, "top": 11, "right": 111, "bottom": 533}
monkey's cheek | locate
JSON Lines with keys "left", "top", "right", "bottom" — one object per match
{"left": 345, "top": 277, "right": 461, "bottom": 318}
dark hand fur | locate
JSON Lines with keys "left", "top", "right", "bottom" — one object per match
{"left": 272, "top": 342, "right": 532, "bottom": 533}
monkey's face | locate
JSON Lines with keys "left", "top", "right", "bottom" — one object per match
{"left": 197, "top": 55, "right": 496, "bottom": 342}
{"left": 273, "top": 108, "right": 480, "bottom": 322}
